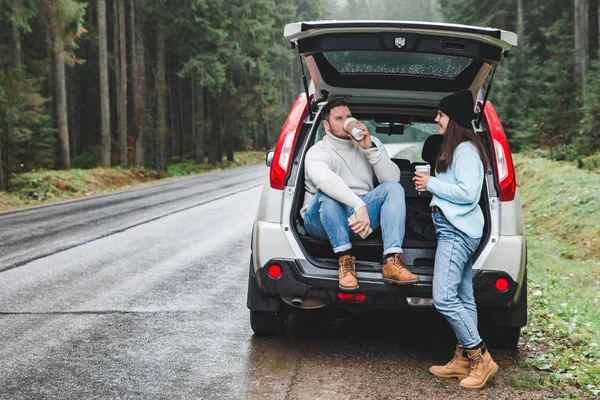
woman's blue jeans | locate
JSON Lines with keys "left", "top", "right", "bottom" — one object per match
{"left": 432, "top": 211, "right": 482, "bottom": 348}
{"left": 303, "top": 181, "right": 406, "bottom": 257}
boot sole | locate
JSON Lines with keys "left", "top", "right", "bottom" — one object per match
{"left": 459, "top": 362, "right": 499, "bottom": 389}
{"left": 382, "top": 278, "right": 420, "bottom": 285}
{"left": 429, "top": 370, "right": 469, "bottom": 380}
{"left": 339, "top": 284, "right": 359, "bottom": 291}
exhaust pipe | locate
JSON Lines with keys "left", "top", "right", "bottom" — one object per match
{"left": 291, "top": 296, "right": 304, "bottom": 307}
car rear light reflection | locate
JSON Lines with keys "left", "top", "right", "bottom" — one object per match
{"left": 493, "top": 140, "right": 508, "bottom": 181}
{"left": 267, "top": 264, "right": 282, "bottom": 279}
{"left": 495, "top": 277, "right": 509, "bottom": 292}
{"left": 337, "top": 293, "right": 367, "bottom": 302}
{"left": 483, "top": 102, "right": 516, "bottom": 202}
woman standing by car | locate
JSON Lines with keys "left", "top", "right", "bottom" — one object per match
{"left": 413, "top": 90, "right": 498, "bottom": 389}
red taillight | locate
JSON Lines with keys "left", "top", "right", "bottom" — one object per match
{"left": 337, "top": 293, "right": 367, "bottom": 303}
{"left": 267, "top": 264, "right": 282, "bottom": 279}
{"left": 269, "top": 94, "right": 308, "bottom": 190}
{"left": 495, "top": 277, "right": 509, "bottom": 292}
{"left": 483, "top": 102, "right": 516, "bottom": 202}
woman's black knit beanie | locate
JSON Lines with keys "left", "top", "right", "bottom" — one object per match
{"left": 438, "top": 90, "right": 475, "bottom": 130}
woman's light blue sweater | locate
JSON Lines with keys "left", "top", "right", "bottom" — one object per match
{"left": 427, "top": 142, "right": 485, "bottom": 238}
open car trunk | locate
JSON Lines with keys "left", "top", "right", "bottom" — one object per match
{"left": 289, "top": 106, "right": 492, "bottom": 273}
{"left": 285, "top": 20, "right": 517, "bottom": 107}
{"left": 283, "top": 20, "right": 512, "bottom": 272}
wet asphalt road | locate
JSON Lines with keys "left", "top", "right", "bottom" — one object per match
{"left": 0, "top": 165, "right": 555, "bottom": 399}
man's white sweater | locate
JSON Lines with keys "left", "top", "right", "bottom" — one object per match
{"left": 301, "top": 132, "right": 401, "bottom": 218}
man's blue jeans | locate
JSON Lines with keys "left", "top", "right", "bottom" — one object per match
{"left": 432, "top": 211, "right": 482, "bottom": 348}
{"left": 303, "top": 181, "right": 406, "bottom": 257}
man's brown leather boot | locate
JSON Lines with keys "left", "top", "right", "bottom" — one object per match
{"left": 338, "top": 255, "right": 359, "bottom": 291}
{"left": 429, "top": 345, "right": 470, "bottom": 380}
{"left": 382, "top": 254, "right": 419, "bottom": 284}
{"left": 459, "top": 348, "right": 499, "bottom": 389}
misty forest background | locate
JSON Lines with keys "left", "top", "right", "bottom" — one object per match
{"left": 1, "top": 0, "right": 599, "bottom": 192}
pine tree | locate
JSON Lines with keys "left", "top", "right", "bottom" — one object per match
{"left": 98, "top": 0, "right": 111, "bottom": 167}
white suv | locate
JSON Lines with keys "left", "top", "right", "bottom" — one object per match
{"left": 248, "top": 21, "right": 526, "bottom": 349}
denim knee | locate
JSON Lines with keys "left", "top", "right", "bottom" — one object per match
{"left": 432, "top": 285, "right": 459, "bottom": 313}
{"left": 432, "top": 291, "right": 447, "bottom": 313}
{"left": 317, "top": 192, "right": 346, "bottom": 213}
{"left": 378, "top": 181, "right": 404, "bottom": 199}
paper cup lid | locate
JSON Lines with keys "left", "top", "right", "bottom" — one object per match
{"left": 343, "top": 117, "right": 357, "bottom": 129}
{"left": 415, "top": 164, "right": 431, "bottom": 170}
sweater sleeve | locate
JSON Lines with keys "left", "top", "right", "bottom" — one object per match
{"left": 363, "top": 138, "right": 401, "bottom": 182}
{"left": 305, "top": 148, "right": 366, "bottom": 211}
{"left": 426, "top": 149, "right": 483, "bottom": 204}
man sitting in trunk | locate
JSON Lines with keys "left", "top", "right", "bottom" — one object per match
{"left": 300, "top": 99, "right": 419, "bottom": 291}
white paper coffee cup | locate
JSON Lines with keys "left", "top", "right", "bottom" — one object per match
{"left": 343, "top": 117, "right": 365, "bottom": 141}
{"left": 415, "top": 164, "right": 431, "bottom": 192}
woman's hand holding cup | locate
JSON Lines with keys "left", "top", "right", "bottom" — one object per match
{"left": 413, "top": 164, "right": 431, "bottom": 194}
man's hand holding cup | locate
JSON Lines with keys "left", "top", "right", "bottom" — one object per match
{"left": 344, "top": 118, "right": 372, "bottom": 149}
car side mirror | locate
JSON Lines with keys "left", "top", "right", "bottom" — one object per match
{"left": 265, "top": 150, "right": 275, "bottom": 167}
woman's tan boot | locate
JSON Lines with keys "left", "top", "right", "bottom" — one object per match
{"left": 429, "top": 345, "right": 470, "bottom": 380}
{"left": 459, "top": 348, "right": 499, "bottom": 389}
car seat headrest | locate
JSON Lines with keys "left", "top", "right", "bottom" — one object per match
{"left": 421, "top": 134, "right": 444, "bottom": 165}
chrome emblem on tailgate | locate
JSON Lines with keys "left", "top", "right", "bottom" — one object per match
{"left": 395, "top": 37, "right": 406, "bottom": 49}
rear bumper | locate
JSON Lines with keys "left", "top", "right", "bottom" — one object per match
{"left": 256, "top": 258, "right": 520, "bottom": 310}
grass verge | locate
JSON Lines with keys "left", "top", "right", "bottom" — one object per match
{"left": 0, "top": 151, "right": 265, "bottom": 211}
{"left": 514, "top": 153, "right": 600, "bottom": 397}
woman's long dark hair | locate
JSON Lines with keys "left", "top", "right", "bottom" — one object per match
{"left": 436, "top": 120, "right": 490, "bottom": 174}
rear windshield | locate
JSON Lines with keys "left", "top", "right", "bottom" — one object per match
{"left": 323, "top": 51, "right": 474, "bottom": 79}
{"left": 315, "top": 118, "right": 439, "bottom": 163}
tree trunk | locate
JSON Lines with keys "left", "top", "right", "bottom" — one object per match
{"left": 288, "top": 60, "right": 294, "bottom": 108}
{"left": 252, "top": 123, "right": 257, "bottom": 150}
{"left": 226, "top": 105, "right": 233, "bottom": 162}
{"left": 217, "top": 110, "right": 223, "bottom": 163}
{"left": 0, "top": 117, "right": 5, "bottom": 191}
{"left": 156, "top": 22, "right": 167, "bottom": 171}
{"left": 3, "top": 22, "right": 20, "bottom": 189}
{"left": 134, "top": 1, "right": 146, "bottom": 166}
{"left": 203, "top": 89, "right": 209, "bottom": 160}
{"left": 264, "top": 122, "right": 269, "bottom": 150}
{"left": 129, "top": 0, "right": 138, "bottom": 148}
{"left": 98, "top": 0, "right": 111, "bottom": 166}
{"left": 12, "top": 23, "right": 21, "bottom": 70}
{"left": 517, "top": 0, "right": 525, "bottom": 48}
{"left": 195, "top": 83, "right": 205, "bottom": 164}
{"left": 118, "top": 0, "right": 127, "bottom": 166}
{"left": 226, "top": 129, "right": 234, "bottom": 162}
{"left": 590, "top": 0, "right": 599, "bottom": 60}
{"left": 1, "top": 122, "right": 8, "bottom": 190}
{"left": 207, "top": 99, "right": 217, "bottom": 165}
{"left": 191, "top": 78, "right": 196, "bottom": 161}
{"left": 168, "top": 73, "right": 176, "bottom": 159}
{"left": 575, "top": 0, "right": 590, "bottom": 95}
{"left": 178, "top": 78, "right": 184, "bottom": 160}
{"left": 0, "top": 134, "right": 4, "bottom": 191}
{"left": 68, "top": 68, "right": 78, "bottom": 159}
{"left": 54, "top": 34, "right": 70, "bottom": 170}
{"left": 113, "top": 0, "right": 121, "bottom": 164}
